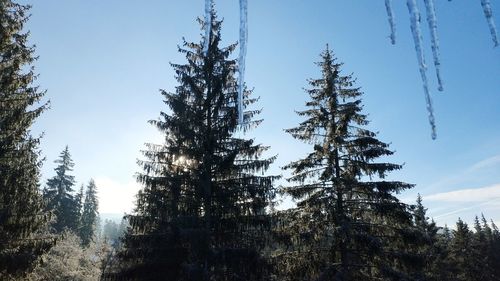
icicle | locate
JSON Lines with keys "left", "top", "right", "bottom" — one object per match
{"left": 238, "top": 0, "right": 248, "bottom": 124}
{"left": 480, "top": 0, "right": 499, "bottom": 47}
{"left": 385, "top": 0, "right": 396, "bottom": 44}
{"left": 203, "top": 0, "right": 212, "bottom": 55}
{"left": 423, "top": 0, "right": 443, "bottom": 91}
{"left": 407, "top": 0, "right": 437, "bottom": 139}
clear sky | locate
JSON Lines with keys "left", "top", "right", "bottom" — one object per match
{"left": 22, "top": 1, "right": 499, "bottom": 228}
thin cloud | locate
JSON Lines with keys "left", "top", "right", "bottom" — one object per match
{"left": 468, "top": 154, "right": 500, "bottom": 172}
{"left": 424, "top": 183, "right": 500, "bottom": 203}
{"left": 432, "top": 197, "right": 500, "bottom": 219}
{"left": 420, "top": 154, "right": 500, "bottom": 194}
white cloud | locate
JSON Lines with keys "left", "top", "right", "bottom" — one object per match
{"left": 94, "top": 177, "right": 142, "bottom": 214}
{"left": 423, "top": 183, "right": 500, "bottom": 225}
{"left": 468, "top": 154, "right": 500, "bottom": 172}
{"left": 419, "top": 154, "right": 500, "bottom": 195}
{"left": 424, "top": 183, "right": 500, "bottom": 203}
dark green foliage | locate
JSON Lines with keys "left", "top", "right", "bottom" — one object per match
{"left": 462, "top": 215, "right": 500, "bottom": 281}
{"left": 0, "top": 0, "right": 54, "bottom": 278}
{"left": 445, "top": 216, "right": 500, "bottom": 281}
{"left": 449, "top": 218, "right": 476, "bottom": 281}
{"left": 105, "top": 9, "right": 277, "bottom": 281}
{"left": 404, "top": 212, "right": 500, "bottom": 281}
{"left": 43, "top": 146, "right": 80, "bottom": 233}
{"left": 80, "top": 179, "right": 99, "bottom": 247}
{"left": 412, "top": 195, "right": 453, "bottom": 281}
{"left": 276, "top": 46, "right": 416, "bottom": 280}
{"left": 489, "top": 220, "right": 500, "bottom": 279}
{"left": 75, "top": 184, "right": 84, "bottom": 225}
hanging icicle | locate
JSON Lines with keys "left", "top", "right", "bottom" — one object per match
{"left": 238, "top": 0, "right": 248, "bottom": 124}
{"left": 423, "top": 0, "right": 444, "bottom": 91}
{"left": 385, "top": 0, "right": 396, "bottom": 44}
{"left": 407, "top": 0, "right": 437, "bottom": 139}
{"left": 480, "top": 0, "right": 499, "bottom": 47}
{"left": 203, "top": 0, "right": 212, "bottom": 55}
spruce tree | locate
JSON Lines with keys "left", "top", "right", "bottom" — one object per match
{"left": 449, "top": 218, "right": 476, "bottom": 281}
{"left": 43, "top": 146, "right": 80, "bottom": 233}
{"left": 0, "top": 1, "right": 54, "bottom": 278}
{"left": 75, "top": 184, "right": 84, "bottom": 229}
{"left": 489, "top": 220, "right": 500, "bottom": 279}
{"left": 471, "top": 216, "right": 491, "bottom": 281}
{"left": 412, "top": 194, "right": 451, "bottom": 281}
{"left": 106, "top": 8, "right": 277, "bottom": 281}
{"left": 277, "top": 46, "right": 416, "bottom": 280}
{"left": 80, "top": 179, "right": 99, "bottom": 247}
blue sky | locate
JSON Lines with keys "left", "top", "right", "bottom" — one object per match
{"left": 23, "top": 1, "right": 499, "bottom": 228}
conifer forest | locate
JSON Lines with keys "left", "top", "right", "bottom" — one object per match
{"left": 1, "top": 1, "right": 500, "bottom": 280}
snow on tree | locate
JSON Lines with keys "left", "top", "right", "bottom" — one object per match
{"left": 28, "top": 231, "right": 104, "bottom": 281}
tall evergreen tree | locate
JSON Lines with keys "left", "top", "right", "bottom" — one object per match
{"left": 412, "top": 194, "right": 451, "bottom": 281}
{"left": 75, "top": 184, "right": 84, "bottom": 228}
{"left": 471, "top": 216, "right": 491, "bottom": 280}
{"left": 489, "top": 219, "right": 500, "bottom": 279}
{"left": 43, "top": 146, "right": 80, "bottom": 233}
{"left": 80, "top": 179, "right": 99, "bottom": 247}
{"left": 449, "top": 218, "right": 476, "bottom": 281}
{"left": 106, "top": 8, "right": 277, "bottom": 281}
{"left": 0, "top": 1, "right": 54, "bottom": 278}
{"left": 277, "top": 46, "right": 416, "bottom": 280}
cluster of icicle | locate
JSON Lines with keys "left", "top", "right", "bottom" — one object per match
{"left": 406, "top": 0, "right": 437, "bottom": 139}
{"left": 203, "top": 0, "right": 247, "bottom": 125}
{"left": 203, "top": 1, "right": 499, "bottom": 136}
{"left": 385, "top": 0, "right": 498, "bottom": 139}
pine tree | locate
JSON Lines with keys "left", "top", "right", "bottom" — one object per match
{"left": 0, "top": 1, "right": 54, "bottom": 278}
{"left": 106, "top": 8, "right": 277, "bottom": 281}
{"left": 449, "top": 218, "right": 476, "bottom": 281}
{"left": 489, "top": 220, "right": 500, "bottom": 279}
{"left": 75, "top": 184, "right": 84, "bottom": 218}
{"left": 412, "top": 194, "right": 451, "bottom": 281}
{"left": 80, "top": 179, "right": 99, "bottom": 247}
{"left": 43, "top": 146, "right": 80, "bottom": 233}
{"left": 471, "top": 215, "right": 491, "bottom": 280}
{"left": 277, "top": 46, "right": 416, "bottom": 280}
